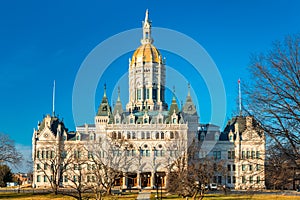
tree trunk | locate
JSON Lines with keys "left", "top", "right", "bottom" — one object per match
{"left": 107, "top": 186, "right": 112, "bottom": 195}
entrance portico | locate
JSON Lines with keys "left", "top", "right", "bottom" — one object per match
{"left": 123, "top": 171, "right": 166, "bottom": 189}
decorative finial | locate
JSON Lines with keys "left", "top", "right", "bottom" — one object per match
{"left": 187, "top": 82, "right": 191, "bottom": 97}
{"left": 104, "top": 83, "right": 107, "bottom": 97}
{"left": 145, "top": 9, "right": 149, "bottom": 22}
{"left": 172, "top": 86, "right": 176, "bottom": 101}
{"left": 117, "top": 86, "right": 121, "bottom": 101}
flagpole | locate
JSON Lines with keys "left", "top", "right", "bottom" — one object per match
{"left": 238, "top": 79, "right": 242, "bottom": 116}
{"left": 53, "top": 80, "right": 55, "bottom": 117}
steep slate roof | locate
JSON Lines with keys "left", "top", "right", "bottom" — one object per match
{"left": 37, "top": 114, "right": 67, "bottom": 137}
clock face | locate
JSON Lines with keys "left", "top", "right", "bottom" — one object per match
{"left": 188, "top": 105, "right": 193, "bottom": 111}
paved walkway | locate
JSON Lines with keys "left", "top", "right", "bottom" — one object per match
{"left": 136, "top": 190, "right": 151, "bottom": 200}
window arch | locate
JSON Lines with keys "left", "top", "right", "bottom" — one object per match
{"left": 141, "top": 132, "right": 145, "bottom": 139}
{"left": 175, "top": 131, "right": 179, "bottom": 139}
{"left": 170, "top": 132, "right": 174, "bottom": 139}
{"left": 132, "top": 132, "right": 136, "bottom": 139}
{"left": 161, "top": 132, "right": 165, "bottom": 139}
{"left": 155, "top": 132, "right": 159, "bottom": 139}
{"left": 147, "top": 132, "right": 151, "bottom": 139}
{"left": 130, "top": 118, "right": 134, "bottom": 124}
{"left": 112, "top": 132, "right": 117, "bottom": 139}
{"left": 127, "top": 132, "right": 131, "bottom": 139}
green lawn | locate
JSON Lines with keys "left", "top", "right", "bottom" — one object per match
{"left": 1, "top": 192, "right": 300, "bottom": 200}
{"left": 155, "top": 193, "right": 300, "bottom": 200}
{"left": 0, "top": 192, "right": 138, "bottom": 200}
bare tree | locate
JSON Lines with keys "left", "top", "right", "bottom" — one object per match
{"left": 63, "top": 145, "right": 91, "bottom": 200}
{"left": 35, "top": 144, "right": 74, "bottom": 195}
{"left": 246, "top": 34, "right": 300, "bottom": 166}
{"left": 166, "top": 135, "right": 227, "bottom": 200}
{"left": 86, "top": 136, "right": 134, "bottom": 199}
{"left": 265, "top": 143, "right": 295, "bottom": 190}
{"left": 0, "top": 133, "right": 22, "bottom": 166}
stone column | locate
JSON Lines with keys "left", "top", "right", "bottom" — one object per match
{"left": 165, "top": 171, "right": 169, "bottom": 188}
{"left": 122, "top": 176, "right": 127, "bottom": 189}
{"left": 151, "top": 171, "right": 155, "bottom": 188}
{"left": 137, "top": 171, "right": 141, "bottom": 189}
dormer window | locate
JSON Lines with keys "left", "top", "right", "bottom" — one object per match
{"left": 90, "top": 134, "right": 94, "bottom": 141}
{"left": 76, "top": 134, "right": 80, "bottom": 141}
{"left": 172, "top": 118, "right": 177, "bottom": 124}
{"left": 170, "top": 132, "right": 174, "bottom": 139}
{"left": 130, "top": 118, "right": 134, "bottom": 124}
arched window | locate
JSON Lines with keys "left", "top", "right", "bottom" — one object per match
{"left": 112, "top": 132, "right": 117, "bottom": 139}
{"left": 141, "top": 132, "right": 145, "bottom": 139}
{"left": 161, "top": 132, "right": 165, "bottom": 139}
{"left": 144, "top": 118, "right": 148, "bottom": 124}
{"left": 175, "top": 131, "right": 179, "bottom": 139}
{"left": 170, "top": 132, "right": 174, "bottom": 139}
{"left": 173, "top": 118, "right": 177, "bottom": 124}
{"left": 146, "top": 132, "right": 151, "bottom": 139}
{"left": 130, "top": 118, "right": 134, "bottom": 124}
{"left": 118, "top": 132, "right": 122, "bottom": 139}
{"left": 155, "top": 132, "right": 159, "bottom": 139}
{"left": 127, "top": 132, "right": 131, "bottom": 139}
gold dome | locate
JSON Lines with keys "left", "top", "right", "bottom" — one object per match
{"left": 131, "top": 43, "right": 162, "bottom": 65}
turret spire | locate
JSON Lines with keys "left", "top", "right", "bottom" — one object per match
{"left": 145, "top": 9, "right": 149, "bottom": 22}
{"left": 117, "top": 86, "right": 121, "bottom": 102}
{"left": 103, "top": 83, "right": 107, "bottom": 98}
{"left": 187, "top": 82, "right": 191, "bottom": 97}
{"left": 141, "top": 9, "right": 153, "bottom": 44}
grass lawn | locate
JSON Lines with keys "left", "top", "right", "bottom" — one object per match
{"left": 1, "top": 192, "right": 300, "bottom": 200}
{"left": 152, "top": 193, "right": 300, "bottom": 200}
{"left": 0, "top": 192, "right": 138, "bottom": 200}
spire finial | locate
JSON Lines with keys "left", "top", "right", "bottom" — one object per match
{"left": 104, "top": 83, "right": 107, "bottom": 97}
{"left": 187, "top": 82, "right": 191, "bottom": 97}
{"left": 141, "top": 9, "right": 153, "bottom": 44}
{"left": 117, "top": 86, "right": 121, "bottom": 101}
{"left": 145, "top": 9, "right": 149, "bottom": 22}
{"left": 172, "top": 86, "right": 176, "bottom": 100}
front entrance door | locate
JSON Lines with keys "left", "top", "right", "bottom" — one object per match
{"left": 127, "top": 173, "right": 137, "bottom": 188}
{"left": 141, "top": 172, "right": 151, "bottom": 188}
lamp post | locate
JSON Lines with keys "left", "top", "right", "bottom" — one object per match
{"left": 160, "top": 176, "right": 163, "bottom": 199}
{"left": 156, "top": 174, "right": 159, "bottom": 200}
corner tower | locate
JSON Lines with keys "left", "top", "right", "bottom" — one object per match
{"left": 126, "top": 10, "right": 167, "bottom": 112}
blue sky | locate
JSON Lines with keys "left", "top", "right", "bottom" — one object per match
{"left": 0, "top": 0, "right": 299, "bottom": 150}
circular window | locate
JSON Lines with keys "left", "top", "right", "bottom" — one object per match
{"left": 158, "top": 144, "right": 162, "bottom": 148}
{"left": 144, "top": 144, "right": 148, "bottom": 148}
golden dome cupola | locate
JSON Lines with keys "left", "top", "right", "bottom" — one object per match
{"left": 130, "top": 9, "right": 162, "bottom": 66}
{"left": 127, "top": 10, "right": 167, "bottom": 112}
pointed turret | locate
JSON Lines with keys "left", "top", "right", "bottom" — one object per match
{"left": 182, "top": 83, "right": 197, "bottom": 115}
{"left": 97, "top": 84, "right": 112, "bottom": 117}
{"left": 168, "top": 86, "right": 179, "bottom": 116}
{"left": 113, "top": 86, "right": 124, "bottom": 116}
